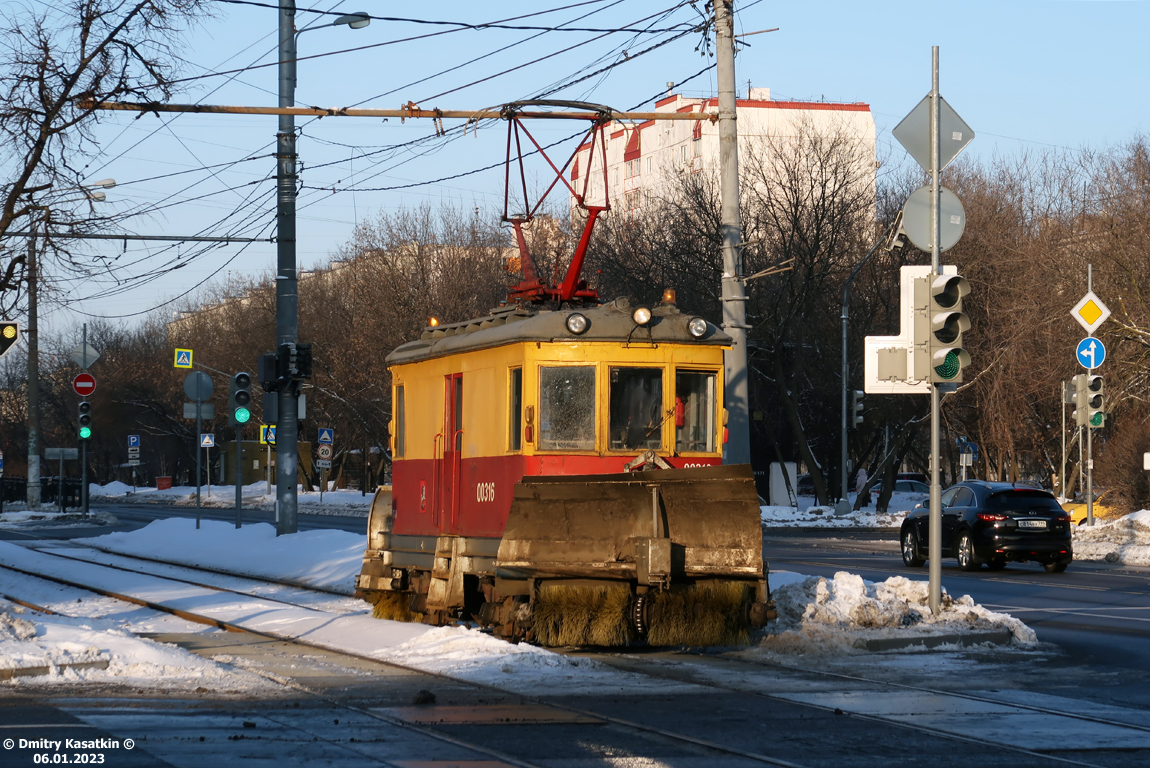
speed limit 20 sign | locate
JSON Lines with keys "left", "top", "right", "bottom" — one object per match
{"left": 317, "top": 444, "right": 333, "bottom": 460}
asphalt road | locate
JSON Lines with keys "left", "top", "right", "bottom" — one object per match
{"left": 764, "top": 528, "right": 1150, "bottom": 711}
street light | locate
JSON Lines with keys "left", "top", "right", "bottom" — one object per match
{"left": 839, "top": 213, "right": 905, "bottom": 514}
{"left": 275, "top": 5, "right": 370, "bottom": 536}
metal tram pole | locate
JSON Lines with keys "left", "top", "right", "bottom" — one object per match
{"left": 715, "top": 0, "right": 750, "bottom": 465}
{"left": 26, "top": 224, "right": 42, "bottom": 510}
{"left": 195, "top": 391, "right": 203, "bottom": 528}
{"left": 928, "top": 46, "right": 943, "bottom": 615}
{"left": 276, "top": 0, "right": 300, "bottom": 535}
{"left": 1061, "top": 381, "right": 1067, "bottom": 499}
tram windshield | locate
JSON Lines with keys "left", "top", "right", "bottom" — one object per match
{"left": 539, "top": 366, "right": 596, "bottom": 451}
{"left": 609, "top": 367, "right": 663, "bottom": 451}
{"left": 675, "top": 371, "right": 716, "bottom": 453}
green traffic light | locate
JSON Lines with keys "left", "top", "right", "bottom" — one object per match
{"left": 934, "top": 350, "right": 961, "bottom": 380}
{"left": 235, "top": 407, "right": 251, "bottom": 424}
{"left": 1091, "top": 412, "right": 1104, "bottom": 427}
{"left": 79, "top": 426, "right": 91, "bottom": 439}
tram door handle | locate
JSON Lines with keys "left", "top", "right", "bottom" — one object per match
{"left": 451, "top": 429, "right": 464, "bottom": 529}
{"left": 432, "top": 433, "right": 443, "bottom": 527}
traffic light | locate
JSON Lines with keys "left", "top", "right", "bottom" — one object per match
{"left": 0, "top": 322, "right": 18, "bottom": 357}
{"left": 926, "top": 273, "right": 970, "bottom": 382}
{"left": 78, "top": 401, "right": 92, "bottom": 439}
{"left": 1071, "top": 374, "right": 1089, "bottom": 427}
{"left": 278, "top": 342, "right": 313, "bottom": 379}
{"left": 851, "top": 390, "right": 864, "bottom": 427}
{"left": 229, "top": 372, "right": 252, "bottom": 426}
{"left": 1086, "top": 375, "right": 1104, "bottom": 428}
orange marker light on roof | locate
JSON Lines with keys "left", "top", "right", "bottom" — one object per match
{"left": 428, "top": 317, "right": 439, "bottom": 327}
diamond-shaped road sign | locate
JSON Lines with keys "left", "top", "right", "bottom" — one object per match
{"left": 893, "top": 94, "right": 975, "bottom": 174}
{"left": 69, "top": 342, "right": 101, "bottom": 369}
{"left": 1071, "top": 291, "right": 1111, "bottom": 334}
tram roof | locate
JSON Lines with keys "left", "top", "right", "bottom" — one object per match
{"left": 386, "top": 297, "right": 731, "bottom": 365}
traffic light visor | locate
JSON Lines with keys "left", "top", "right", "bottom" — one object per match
{"left": 931, "top": 311, "right": 970, "bottom": 344}
{"left": 931, "top": 274, "right": 969, "bottom": 309}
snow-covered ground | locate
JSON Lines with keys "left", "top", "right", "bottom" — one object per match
{"left": 0, "top": 516, "right": 1042, "bottom": 693}
{"left": 761, "top": 490, "right": 924, "bottom": 528}
{"left": 88, "top": 480, "right": 374, "bottom": 517}
{"left": 0, "top": 597, "right": 273, "bottom": 692}
{"left": 1072, "top": 510, "right": 1150, "bottom": 566}
{"left": 85, "top": 518, "right": 365, "bottom": 593}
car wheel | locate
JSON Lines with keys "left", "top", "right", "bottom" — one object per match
{"left": 957, "top": 532, "right": 982, "bottom": 571}
{"left": 901, "top": 529, "right": 925, "bottom": 567}
{"left": 1044, "top": 561, "right": 1069, "bottom": 573}
{"left": 986, "top": 558, "right": 1007, "bottom": 571}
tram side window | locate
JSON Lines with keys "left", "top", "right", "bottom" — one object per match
{"left": 509, "top": 368, "right": 522, "bottom": 451}
{"left": 609, "top": 367, "right": 663, "bottom": 451}
{"left": 539, "top": 367, "right": 595, "bottom": 451}
{"left": 394, "top": 385, "right": 406, "bottom": 458}
{"left": 675, "top": 371, "right": 716, "bottom": 453}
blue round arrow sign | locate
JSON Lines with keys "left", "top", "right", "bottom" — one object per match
{"left": 1076, "top": 337, "right": 1106, "bottom": 370}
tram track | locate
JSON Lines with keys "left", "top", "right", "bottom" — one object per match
{"left": 4, "top": 545, "right": 1148, "bottom": 766}
{"left": 0, "top": 552, "right": 808, "bottom": 768}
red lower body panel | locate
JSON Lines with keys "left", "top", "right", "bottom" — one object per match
{"left": 391, "top": 454, "right": 720, "bottom": 539}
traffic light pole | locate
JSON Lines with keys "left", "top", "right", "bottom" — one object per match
{"left": 1086, "top": 266, "right": 1094, "bottom": 526}
{"left": 928, "top": 47, "right": 943, "bottom": 616}
{"left": 276, "top": 0, "right": 300, "bottom": 535}
{"left": 81, "top": 323, "right": 89, "bottom": 517}
{"left": 235, "top": 426, "right": 243, "bottom": 528}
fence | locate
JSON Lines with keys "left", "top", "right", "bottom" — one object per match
{"left": 0, "top": 476, "right": 83, "bottom": 510}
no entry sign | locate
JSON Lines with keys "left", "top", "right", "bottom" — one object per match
{"left": 73, "top": 373, "right": 96, "bottom": 397}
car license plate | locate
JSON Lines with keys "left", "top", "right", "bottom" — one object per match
{"left": 1018, "top": 519, "right": 1046, "bottom": 529}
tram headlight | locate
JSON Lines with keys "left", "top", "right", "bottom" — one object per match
{"left": 632, "top": 306, "right": 652, "bottom": 326}
{"left": 566, "top": 312, "right": 590, "bottom": 335}
{"left": 687, "top": 316, "right": 708, "bottom": 338}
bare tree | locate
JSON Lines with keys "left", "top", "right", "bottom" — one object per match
{"left": 0, "top": 0, "right": 208, "bottom": 311}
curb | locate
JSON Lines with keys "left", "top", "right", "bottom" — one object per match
{"left": 0, "top": 659, "right": 110, "bottom": 680}
{"left": 861, "top": 629, "right": 1013, "bottom": 652}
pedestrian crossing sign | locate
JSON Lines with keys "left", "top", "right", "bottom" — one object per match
{"left": 260, "top": 424, "right": 276, "bottom": 445}
{"left": 174, "top": 348, "right": 193, "bottom": 368}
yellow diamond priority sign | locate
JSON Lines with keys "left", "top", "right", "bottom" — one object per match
{"left": 1071, "top": 291, "right": 1110, "bottom": 334}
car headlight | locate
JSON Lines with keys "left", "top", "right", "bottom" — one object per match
{"left": 565, "top": 312, "right": 589, "bottom": 335}
{"left": 632, "top": 306, "right": 652, "bottom": 326}
{"left": 687, "top": 316, "right": 707, "bottom": 338}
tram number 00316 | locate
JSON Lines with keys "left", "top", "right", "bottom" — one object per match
{"left": 476, "top": 482, "right": 496, "bottom": 503}
{"left": 34, "top": 756, "right": 105, "bottom": 764}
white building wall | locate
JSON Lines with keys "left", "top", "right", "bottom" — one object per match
{"left": 569, "top": 88, "right": 876, "bottom": 216}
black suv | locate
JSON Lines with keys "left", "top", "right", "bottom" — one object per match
{"left": 900, "top": 481, "right": 1072, "bottom": 573}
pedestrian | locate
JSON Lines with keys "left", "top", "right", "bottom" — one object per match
{"left": 855, "top": 466, "right": 871, "bottom": 508}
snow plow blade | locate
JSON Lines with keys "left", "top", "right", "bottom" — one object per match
{"left": 496, "top": 464, "right": 772, "bottom": 646}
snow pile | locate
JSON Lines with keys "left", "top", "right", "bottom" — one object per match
{"left": 83, "top": 518, "right": 365, "bottom": 593}
{"left": 1072, "top": 510, "right": 1150, "bottom": 566}
{"left": 0, "top": 600, "right": 263, "bottom": 690}
{"left": 759, "top": 571, "right": 1036, "bottom": 653}
{"left": 88, "top": 481, "right": 374, "bottom": 517}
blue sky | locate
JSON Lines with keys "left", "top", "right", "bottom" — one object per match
{"left": 34, "top": 0, "right": 1149, "bottom": 336}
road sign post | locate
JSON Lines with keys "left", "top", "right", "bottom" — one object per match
{"left": 184, "top": 371, "right": 213, "bottom": 527}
